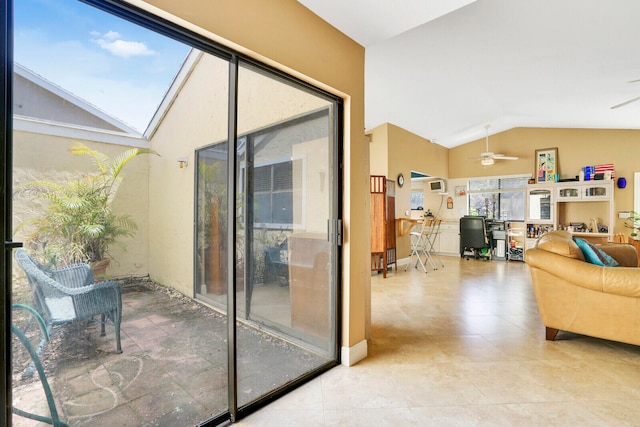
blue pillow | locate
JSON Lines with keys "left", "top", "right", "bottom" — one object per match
{"left": 573, "top": 238, "right": 619, "bottom": 267}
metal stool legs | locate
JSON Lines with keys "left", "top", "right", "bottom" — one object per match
{"left": 405, "top": 220, "right": 429, "bottom": 272}
{"left": 425, "top": 219, "right": 445, "bottom": 269}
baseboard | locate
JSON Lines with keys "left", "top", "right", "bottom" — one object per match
{"left": 397, "top": 257, "right": 411, "bottom": 267}
{"left": 341, "top": 339, "right": 368, "bottom": 367}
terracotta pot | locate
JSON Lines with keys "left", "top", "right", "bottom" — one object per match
{"left": 91, "top": 259, "right": 111, "bottom": 282}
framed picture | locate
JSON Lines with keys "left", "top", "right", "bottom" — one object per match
{"left": 535, "top": 147, "right": 558, "bottom": 183}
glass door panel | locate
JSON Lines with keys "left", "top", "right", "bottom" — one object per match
{"left": 527, "top": 188, "right": 552, "bottom": 221}
{"left": 11, "top": 1, "right": 230, "bottom": 424}
{"left": 235, "top": 62, "right": 338, "bottom": 408}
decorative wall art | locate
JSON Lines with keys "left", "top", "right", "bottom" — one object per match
{"left": 535, "top": 147, "right": 558, "bottom": 183}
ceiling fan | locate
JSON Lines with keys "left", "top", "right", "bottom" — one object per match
{"left": 611, "top": 79, "right": 640, "bottom": 109}
{"left": 469, "top": 125, "right": 519, "bottom": 166}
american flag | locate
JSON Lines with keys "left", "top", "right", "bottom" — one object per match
{"left": 594, "top": 163, "right": 615, "bottom": 179}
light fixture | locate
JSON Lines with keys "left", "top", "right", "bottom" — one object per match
{"left": 177, "top": 157, "right": 188, "bottom": 168}
{"left": 481, "top": 157, "right": 495, "bottom": 166}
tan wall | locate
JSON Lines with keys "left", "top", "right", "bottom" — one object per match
{"left": 450, "top": 127, "right": 640, "bottom": 234}
{"left": 372, "top": 125, "right": 640, "bottom": 255}
{"left": 368, "top": 123, "right": 449, "bottom": 258}
{"left": 147, "top": 52, "right": 228, "bottom": 294}
{"left": 13, "top": 130, "right": 152, "bottom": 277}
{"left": 292, "top": 137, "right": 332, "bottom": 234}
{"left": 368, "top": 125, "right": 389, "bottom": 176}
{"left": 449, "top": 128, "right": 531, "bottom": 179}
{"left": 136, "top": 0, "right": 368, "bottom": 351}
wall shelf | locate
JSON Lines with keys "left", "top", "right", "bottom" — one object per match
{"left": 526, "top": 180, "right": 614, "bottom": 246}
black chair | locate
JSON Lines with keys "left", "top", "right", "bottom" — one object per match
{"left": 264, "top": 244, "right": 289, "bottom": 286}
{"left": 459, "top": 216, "right": 490, "bottom": 260}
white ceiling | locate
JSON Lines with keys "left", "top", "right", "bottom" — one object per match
{"left": 298, "top": 0, "right": 640, "bottom": 147}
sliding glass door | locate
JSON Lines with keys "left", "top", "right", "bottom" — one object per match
{"left": 195, "top": 60, "right": 340, "bottom": 413}
{"left": 235, "top": 62, "right": 338, "bottom": 408}
{"left": 2, "top": 1, "right": 341, "bottom": 425}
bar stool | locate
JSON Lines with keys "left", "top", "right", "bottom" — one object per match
{"left": 405, "top": 219, "right": 433, "bottom": 273}
{"left": 424, "top": 218, "right": 445, "bottom": 269}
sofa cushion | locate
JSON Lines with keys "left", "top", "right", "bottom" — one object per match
{"left": 536, "top": 230, "right": 585, "bottom": 261}
{"left": 573, "top": 237, "right": 620, "bottom": 267}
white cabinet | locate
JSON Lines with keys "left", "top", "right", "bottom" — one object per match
{"left": 582, "top": 182, "right": 612, "bottom": 201}
{"left": 526, "top": 186, "right": 554, "bottom": 223}
{"left": 556, "top": 185, "right": 581, "bottom": 201}
{"left": 525, "top": 185, "right": 556, "bottom": 252}
{"left": 556, "top": 181, "right": 612, "bottom": 202}
{"left": 527, "top": 181, "right": 614, "bottom": 243}
{"left": 438, "top": 222, "right": 460, "bottom": 256}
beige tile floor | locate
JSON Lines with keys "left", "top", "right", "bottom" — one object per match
{"left": 237, "top": 256, "right": 640, "bottom": 426}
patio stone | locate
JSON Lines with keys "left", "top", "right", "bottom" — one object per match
{"left": 12, "top": 280, "right": 327, "bottom": 426}
{"left": 72, "top": 402, "right": 142, "bottom": 427}
{"left": 12, "top": 382, "right": 52, "bottom": 427}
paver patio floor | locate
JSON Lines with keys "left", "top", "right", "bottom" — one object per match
{"left": 12, "top": 280, "right": 326, "bottom": 426}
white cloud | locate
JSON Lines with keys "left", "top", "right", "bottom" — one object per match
{"left": 103, "top": 31, "right": 121, "bottom": 40}
{"left": 92, "top": 31, "right": 156, "bottom": 58}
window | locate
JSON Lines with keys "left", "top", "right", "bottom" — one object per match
{"left": 411, "top": 190, "right": 424, "bottom": 210}
{"left": 468, "top": 176, "right": 528, "bottom": 220}
{"left": 254, "top": 159, "right": 302, "bottom": 225}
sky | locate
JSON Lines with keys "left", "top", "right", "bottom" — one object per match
{"left": 14, "top": 0, "right": 192, "bottom": 133}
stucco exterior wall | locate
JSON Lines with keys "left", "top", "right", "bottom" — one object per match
{"left": 146, "top": 52, "right": 228, "bottom": 294}
{"left": 13, "top": 74, "right": 123, "bottom": 132}
{"left": 13, "top": 130, "right": 152, "bottom": 277}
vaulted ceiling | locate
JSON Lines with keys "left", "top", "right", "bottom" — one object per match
{"left": 298, "top": 0, "right": 640, "bottom": 147}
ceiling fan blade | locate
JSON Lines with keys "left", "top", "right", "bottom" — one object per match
{"left": 611, "top": 96, "right": 640, "bottom": 109}
{"left": 475, "top": 125, "right": 519, "bottom": 164}
{"left": 493, "top": 154, "right": 519, "bottom": 160}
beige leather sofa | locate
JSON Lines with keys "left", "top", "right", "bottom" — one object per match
{"left": 526, "top": 230, "right": 640, "bottom": 345}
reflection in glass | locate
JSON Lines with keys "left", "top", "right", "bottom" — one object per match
{"left": 235, "top": 62, "right": 337, "bottom": 408}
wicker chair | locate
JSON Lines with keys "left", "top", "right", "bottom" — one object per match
{"left": 14, "top": 249, "right": 123, "bottom": 354}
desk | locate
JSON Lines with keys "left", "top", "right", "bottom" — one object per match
{"left": 396, "top": 218, "right": 421, "bottom": 236}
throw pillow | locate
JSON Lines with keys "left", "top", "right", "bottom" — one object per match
{"left": 573, "top": 238, "right": 620, "bottom": 267}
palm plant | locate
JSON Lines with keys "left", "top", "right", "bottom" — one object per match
{"left": 17, "top": 142, "right": 159, "bottom": 266}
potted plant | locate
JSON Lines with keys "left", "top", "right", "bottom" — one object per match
{"left": 16, "top": 142, "right": 159, "bottom": 276}
{"left": 625, "top": 211, "right": 640, "bottom": 238}
{"left": 196, "top": 159, "right": 248, "bottom": 295}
